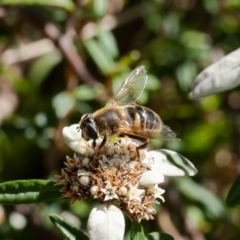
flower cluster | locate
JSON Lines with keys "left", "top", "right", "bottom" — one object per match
{"left": 57, "top": 125, "right": 166, "bottom": 221}
{"left": 57, "top": 124, "right": 197, "bottom": 240}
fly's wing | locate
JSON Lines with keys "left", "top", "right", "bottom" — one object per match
{"left": 146, "top": 125, "right": 179, "bottom": 141}
{"left": 159, "top": 125, "right": 180, "bottom": 141}
{"left": 106, "top": 66, "right": 147, "bottom": 106}
{"left": 115, "top": 124, "right": 179, "bottom": 141}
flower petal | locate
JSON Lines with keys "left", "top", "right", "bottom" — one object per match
{"left": 150, "top": 185, "right": 165, "bottom": 201}
{"left": 127, "top": 187, "right": 145, "bottom": 202}
{"left": 87, "top": 204, "right": 125, "bottom": 240}
{"left": 147, "top": 149, "right": 197, "bottom": 176}
{"left": 62, "top": 124, "right": 87, "bottom": 155}
{"left": 139, "top": 171, "right": 164, "bottom": 187}
{"left": 189, "top": 48, "right": 240, "bottom": 99}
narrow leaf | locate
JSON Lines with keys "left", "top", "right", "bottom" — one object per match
{"left": 84, "top": 39, "right": 115, "bottom": 74}
{"left": 52, "top": 91, "right": 75, "bottom": 119}
{"left": 50, "top": 214, "right": 88, "bottom": 240}
{"left": 97, "top": 26, "right": 119, "bottom": 59}
{"left": 173, "top": 177, "right": 228, "bottom": 219}
{"left": 93, "top": 0, "right": 108, "bottom": 17}
{"left": 0, "top": 180, "right": 62, "bottom": 204}
{"left": 189, "top": 48, "right": 240, "bottom": 99}
{"left": 226, "top": 175, "right": 240, "bottom": 207}
{"left": 130, "top": 221, "right": 145, "bottom": 240}
{"left": 28, "top": 49, "right": 62, "bottom": 88}
{"left": 146, "top": 232, "right": 175, "bottom": 240}
{"left": 1, "top": 0, "right": 75, "bottom": 11}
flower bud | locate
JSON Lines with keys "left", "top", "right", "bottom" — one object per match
{"left": 82, "top": 157, "right": 90, "bottom": 166}
{"left": 90, "top": 186, "right": 98, "bottom": 196}
{"left": 87, "top": 204, "right": 125, "bottom": 240}
{"left": 77, "top": 169, "right": 89, "bottom": 177}
{"left": 79, "top": 176, "right": 90, "bottom": 186}
{"left": 119, "top": 187, "right": 127, "bottom": 196}
{"left": 109, "top": 158, "right": 122, "bottom": 168}
{"left": 102, "top": 155, "right": 108, "bottom": 163}
{"left": 106, "top": 145, "right": 114, "bottom": 155}
{"left": 85, "top": 147, "right": 95, "bottom": 157}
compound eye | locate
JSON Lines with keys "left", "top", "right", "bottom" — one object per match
{"left": 87, "top": 124, "right": 98, "bottom": 140}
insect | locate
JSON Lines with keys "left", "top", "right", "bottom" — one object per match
{"left": 79, "top": 66, "right": 178, "bottom": 155}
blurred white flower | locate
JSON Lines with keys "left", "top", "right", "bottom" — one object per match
{"left": 9, "top": 212, "right": 27, "bottom": 230}
{"left": 189, "top": 48, "right": 240, "bottom": 99}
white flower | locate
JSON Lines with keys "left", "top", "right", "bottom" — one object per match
{"left": 101, "top": 181, "right": 119, "bottom": 201}
{"left": 149, "top": 185, "right": 165, "bottom": 202}
{"left": 189, "top": 48, "right": 240, "bottom": 99}
{"left": 126, "top": 185, "right": 145, "bottom": 202}
{"left": 87, "top": 203, "right": 125, "bottom": 240}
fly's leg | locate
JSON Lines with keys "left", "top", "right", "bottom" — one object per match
{"left": 119, "top": 133, "right": 149, "bottom": 159}
{"left": 98, "top": 135, "right": 107, "bottom": 149}
{"left": 136, "top": 139, "right": 149, "bottom": 159}
{"left": 93, "top": 139, "right": 97, "bottom": 148}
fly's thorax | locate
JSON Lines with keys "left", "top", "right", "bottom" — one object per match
{"left": 92, "top": 107, "right": 123, "bottom": 136}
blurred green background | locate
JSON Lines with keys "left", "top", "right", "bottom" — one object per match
{"left": 1, "top": 0, "right": 240, "bottom": 239}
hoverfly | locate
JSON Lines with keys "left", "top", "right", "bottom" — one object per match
{"left": 79, "top": 66, "right": 178, "bottom": 155}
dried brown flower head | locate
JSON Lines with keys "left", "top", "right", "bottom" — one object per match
{"left": 58, "top": 124, "right": 197, "bottom": 222}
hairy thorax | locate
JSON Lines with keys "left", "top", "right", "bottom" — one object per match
{"left": 93, "top": 107, "right": 124, "bottom": 136}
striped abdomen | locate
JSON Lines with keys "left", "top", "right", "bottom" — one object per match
{"left": 125, "top": 104, "right": 161, "bottom": 131}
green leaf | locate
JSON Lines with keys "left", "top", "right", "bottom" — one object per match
{"left": 176, "top": 62, "right": 197, "bottom": 92}
{"left": 73, "top": 84, "right": 104, "bottom": 101}
{"left": 189, "top": 48, "right": 240, "bottom": 99}
{"left": 173, "top": 177, "right": 228, "bottom": 219}
{"left": 203, "top": 0, "right": 219, "bottom": 14}
{"left": 84, "top": 38, "right": 115, "bottom": 75}
{"left": 0, "top": 180, "right": 62, "bottom": 204}
{"left": 97, "top": 26, "right": 119, "bottom": 59}
{"left": 226, "top": 175, "right": 240, "bottom": 207}
{"left": 93, "top": 0, "right": 108, "bottom": 17}
{"left": 27, "top": 49, "right": 62, "bottom": 88}
{"left": 130, "top": 221, "right": 145, "bottom": 240}
{"left": 1, "top": 0, "right": 75, "bottom": 11}
{"left": 180, "top": 30, "right": 211, "bottom": 61}
{"left": 52, "top": 91, "right": 75, "bottom": 119}
{"left": 49, "top": 214, "right": 89, "bottom": 240}
{"left": 146, "top": 232, "right": 175, "bottom": 240}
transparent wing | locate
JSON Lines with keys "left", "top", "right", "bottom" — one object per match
{"left": 159, "top": 125, "right": 179, "bottom": 141}
{"left": 115, "top": 124, "right": 179, "bottom": 141}
{"left": 106, "top": 66, "right": 147, "bottom": 106}
{"left": 144, "top": 124, "right": 180, "bottom": 141}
